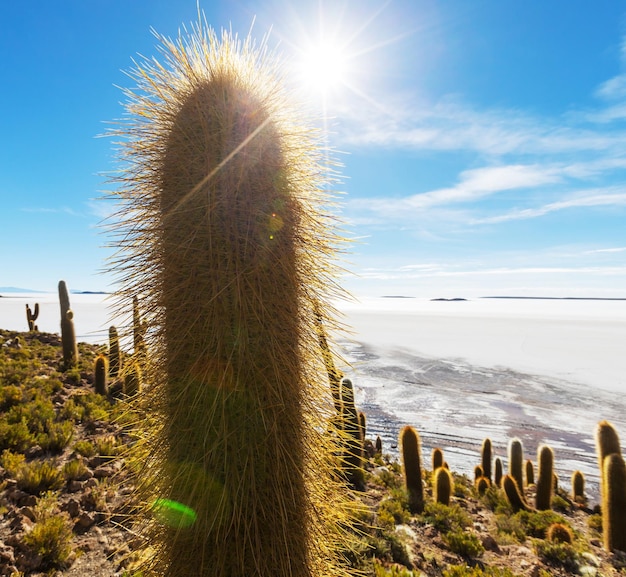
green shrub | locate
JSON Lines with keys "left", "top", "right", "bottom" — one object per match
{"left": 377, "top": 490, "right": 410, "bottom": 528}
{"left": 0, "top": 449, "right": 25, "bottom": 476}
{"left": 21, "top": 514, "right": 73, "bottom": 570}
{"left": 63, "top": 458, "right": 90, "bottom": 481}
{"left": 495, "top": 513, "right": 526, "bottom": 542}
{"left": 38, "top": 420, "right": 74, "bottom": 453}
{"left": 373, "top": 560, "right": 420, "bottom": 576}
{"left": 532, "top": 539, "right": 580, "bottom": 571}
{"left": 16, "top": 460, "right": 64, "bottom": 495}
{"left": 516, "top": 509, "right": 567, "bottom": 538}
{"left": 444, "top": 566, "right": 522, "bottom": 577}
{"left": 421, "top": 501, "right": 471, "bottom": 533}
{"left": 444, "top": 529, "right": 485, "bottom": 557}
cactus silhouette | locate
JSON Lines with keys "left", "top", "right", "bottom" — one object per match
{"left": 596, "top": 420, "right": 622, "bottom": 506}
{"left": 475, "top": 476, "right": 490, "bottom": 495}
{"left": 481, "top": 438, "right": 492, "bottom": 482}
{"left": 602, "top": 452, "right": 626, "bottom": 552}
{"left": 58, "top": 280, "right": 78, "bottom": 369}
{"left": 108, "top": 22, "right": 352, "bottom": 577}
{"left": 400, "top": 425, "right": 424, "bottom": 514}
{"left": 432, "top": 447, "right": 444, "bottom": 472}
{"left": 26, "top": 303, "right": 39, "bottom": 331}
{"left": 341, "top": 378, "right": 364, "bottom": 489}
{"left": 494, "top": 457, "right": 503, "bottom": 487}
{"left": 508, "top": 438, "right": 524, "bottom": 492}
{"left": 94, "top": 355, "right": 108, "bottom": 396}
{"left": 375, "top": 436, "right": 382, "bottom": 455}
{"left": 434, "top": 466, "right": 453, "bottom": 505}
{"left": 473, "top": 465, "right": 484, "bottom": 483}
{"left": 314, "top": 307, "right": 343, "bottom": 414}
{"left": 525, "top": 459, "right": 535, "bottom": 486}
{"left": 123, "top": 361, "right": 142, "bottom": 397}
{"left": 571, "top": 470, "right": 585, "bottom": 504}
{"left": 502, "top": 474, "right": 530, "bottom": 512}
{"left": 535, "top": 445, "right": 554, "bottom": 510}
{"left": 108, "top": 326, "right": 121, "bottom": 378}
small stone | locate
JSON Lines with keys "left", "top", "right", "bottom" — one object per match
{"left": 481, "top": 534, "right": 500, "bottom": 553}
{"left": 25, "top": 445, "right": 43, "bottom": 458}
{"left": 76, "top": 511, "right": 96, "bottom": 529}
{"left": 582, "top": 552, "right": 601, "bottom": 567}
{"left": 20, "top": 506, "right": 36, "bottom": 522}
{"left": 84, "top": 478, "right": 99, "bottom": 489}
{"left": 68, "top": 479, "right": 84, "bottom": 492}
{"left": 64, "top": 498, "right": 81, "bottom": 518}
{"left": 578, "top": 565, "right": 598, "bottom": 577}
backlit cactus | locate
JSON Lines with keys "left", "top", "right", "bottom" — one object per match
{"left": 433, "top": 466, "right": 453, "bottom": 506}
{"left": 525, "top": 459, "right": 535, "bottom": 486}
{"left": 494, "top": 457, "right": 503, "bottom": 487}
{"left": 108, "top": 326, "right": 121, "bottom": 378}
{"left": 432, "top": 447, "right": 444, "bottom": 472}
{"left": 547, "top": 523, "right": 573, "bottom": 544}
{"left": 341, "top": 378, "right": 364, "bottom": 489}
{"left": 58, "top": 280, "right": 78, "bottom": 369}
{"left": 95, "top": 355, "right": 108, "bottom": 396}
{"left": 508, "top": 438, "right": 524, "bottom": 492}
{"left": 602, "top": 452, "right": 626, "bottom": 552}
{"left": 596, "top": 420, "right": 622, "bottom": 506}
{"left": 502, "top": 474, "right": 529, "bottom": 512}
{"left": 571, "top": 470, "right": 585, "bottom": 504}
{"left": 123, "top": 361, "right": 142, "bottom": 397}
{"left": 108, "top": 22, "right": 351, "bottom": 577}
{"left": 481, "top": 438, "right": 492, "bottom": 482}
{"left": 400, "top": 425, "right": 424, "bottom": 514}
{"left": 535, "top": 445, "right": 554, "bottom": 510}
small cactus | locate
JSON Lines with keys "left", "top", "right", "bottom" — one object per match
{"left": 473, "top": 465, "right": 484, "bottom": 483}
{"left": 475, "top": 476, "right": 490, "bottom": 495}
{"left": 494, "top": 457, "right": 503, "bottom": 487}
{"left": 108, "top": 326, "right": 121, "bottom": 378}
{"left": 602, "top": 452, "right": 626, "bottom": 552}
{"left": 432, "top": 447, "right": 444, "bottom": 472}
{"left": 58, "top": 280, "right": 78, "bottom": 369}
{"left": 571, "top": 470, "right": 586, "bottom": 504}
{"left": 502, "top": 474, "right": 530, "bottom": 512}
{"left": 26, "top": 303, "right": 39, "bottom": 331}
{"left": 508, "top": 438, "right": 524, "bottom": 491}
{"left": 123, "top": 361, "right": 142, "bottom": 397}
{"left": 547, "top": 523, "right": 573, "bottom": 544}
{"left": 535, "top": 445, "right": 554, "bottom": 511}
{"left": 94, "top": 355, "right": 108, "bottom": 396}
{"left": 400, "top": 425, "right": 424, "bottom": 514}
{"left": 375, "top": 436, "right": 382, "bottom": 455}
{"left": 481, "top": 438, "right": 492, "bottom": 482}
{"left": 525, "top": 459, "right": 535, "bottom": 485}
{"left": 433, "top": 466, "right": 453, "bottom": 506}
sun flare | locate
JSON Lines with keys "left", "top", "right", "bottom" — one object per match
{"left": 297, "top": 42, "right": 348, "bottom": 95}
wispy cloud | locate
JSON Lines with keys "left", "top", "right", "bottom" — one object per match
{"left": 21, "top": 207, "right": 83, "bottom": 217}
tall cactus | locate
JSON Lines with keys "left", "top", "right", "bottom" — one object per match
{"left": 494, "top": 457, "right": 503, "bottom": 487}
{"left": 596, "top": 420, "right": 622, "bottom": 506}
{"left": 400, "top": 425, "right": 424, "bottom": 514}
{"left": 602, "top": 452, "right": 626, "bottom": 552}
{"left": 508, "top": 438, "right": 524, "bottom": 492}
{"left": 481, "top": 438, "right": 492, "bottom": 482}
{"left": 433, "top": 466, "right": 453, "bottom": 506}
{"left": 525, "top": 459, "right": 535, "bottom": 486}
{"left": 58, "top": 280, "right": 78, "bottom": 369}
{"left": 341, "top": 378, "right": 364, "bottom": 489}
{"left": 108, "top": 23, "right": 352, "bottom": 577}
{"left": 571, "top": 470, "right": 585, "bottom": 504}
{"left": 108, "top": 326, "right": 121, "bottom": 378}
{"left": 26, "top": 303, "right": 39, "bottom": 331}
{"left": 535, "top": 445, "right": 554, "bottom": 510}
{"left": 94, "top": 355, "right": 108, "bottom": 396}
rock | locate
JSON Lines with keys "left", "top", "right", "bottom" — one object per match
{"left": 578, "top": 565, "right": 598, "bottom": 577}
{"left": 582, "top": 552, "right": 601, "bottom": 567}
{"left": 68, "top": 479, "right": 85, "bottom": 492}
{"left": 19, "top": 506, "right": 36, "bottom": 522}
{"left": 64, "top": 498, "right": 81, "bottom": 518}
{"left": 76, "top": 511, "right": 96, "bottom": 529}
{"left": 25, "top": 445, "right": 43, "bottom": 458}
{"left": 481, "top": 534, "right": 500, "bottom": 553}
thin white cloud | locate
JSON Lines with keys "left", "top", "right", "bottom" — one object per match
{"left": 584, "top": 246, "right": 626, "bottom": 255}
{"left": 21, "top": 207, "right": 82, "bottom": 217}
{"left": 473, "top": 190, "right": 626, "bottom": 225}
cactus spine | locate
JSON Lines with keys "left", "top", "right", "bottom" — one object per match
{"left": 400, "top": 425, "right": 424, "bottom": 514}
{"left": 109, "top": 23, "right": 352, "bottom": 577}
{"left": 94, "top": 355, "right": 108, "bottom": 396}
{"left": 58, "top": 280, "right": 78, "bottom": 369}
{"left": 108, "top": 326, "right": 121, "bottom": 378}
{"left": 508, "top": 438, "right": 524, "bottom": 492}
{"left": 535, "top": 445, "right": 554, "bottom": 510}
{"left": 602, "top": 452, "right": 626, "bottom": 552}
{"left": 481, "top": 438, "right": 492, "bottom": 482}
{"left": 26, "top": 303, "right": 39, "bottom": 331}
{"left": 434, "top": 466, "right": 453, "bottom": 505}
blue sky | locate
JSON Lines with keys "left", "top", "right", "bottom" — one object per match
{"left": 2, "top": 0, "right": 626, "bottom": 298}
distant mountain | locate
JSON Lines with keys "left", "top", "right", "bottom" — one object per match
{"left": 0, "top": 287, "right": 47, "bottom": 294}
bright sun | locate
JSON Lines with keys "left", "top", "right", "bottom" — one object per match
{"left": 296, "top": 41, "right": 349, "bottom": 96}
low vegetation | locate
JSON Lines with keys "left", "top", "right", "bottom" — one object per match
{"left": 1, "top": 328, "right": 626, "bottom": 576}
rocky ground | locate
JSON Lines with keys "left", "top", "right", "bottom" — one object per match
{"left": 1, "top": 329, "right": 625, "bottom": 576}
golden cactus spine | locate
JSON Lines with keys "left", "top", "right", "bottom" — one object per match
{"left": 58, "top": 280, "right": 78, "bottom": 369}
{"left": 108, "top": 23, "right": 351, "bottom": 577}
{"left": 400, "top": 425, "right": 424, "bottom": 514}
{"left": 535, "top": 445, "right": 554, "bottom": 510}
{"left": 547, "top": 523, "right": 573, "bottom": 544}
{"left": 602, "top": 453, "right": 626, "bottom": 552}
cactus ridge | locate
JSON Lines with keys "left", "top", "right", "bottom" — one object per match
{"left": 107, "top": 21, "right": 352, "bottom": 577}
